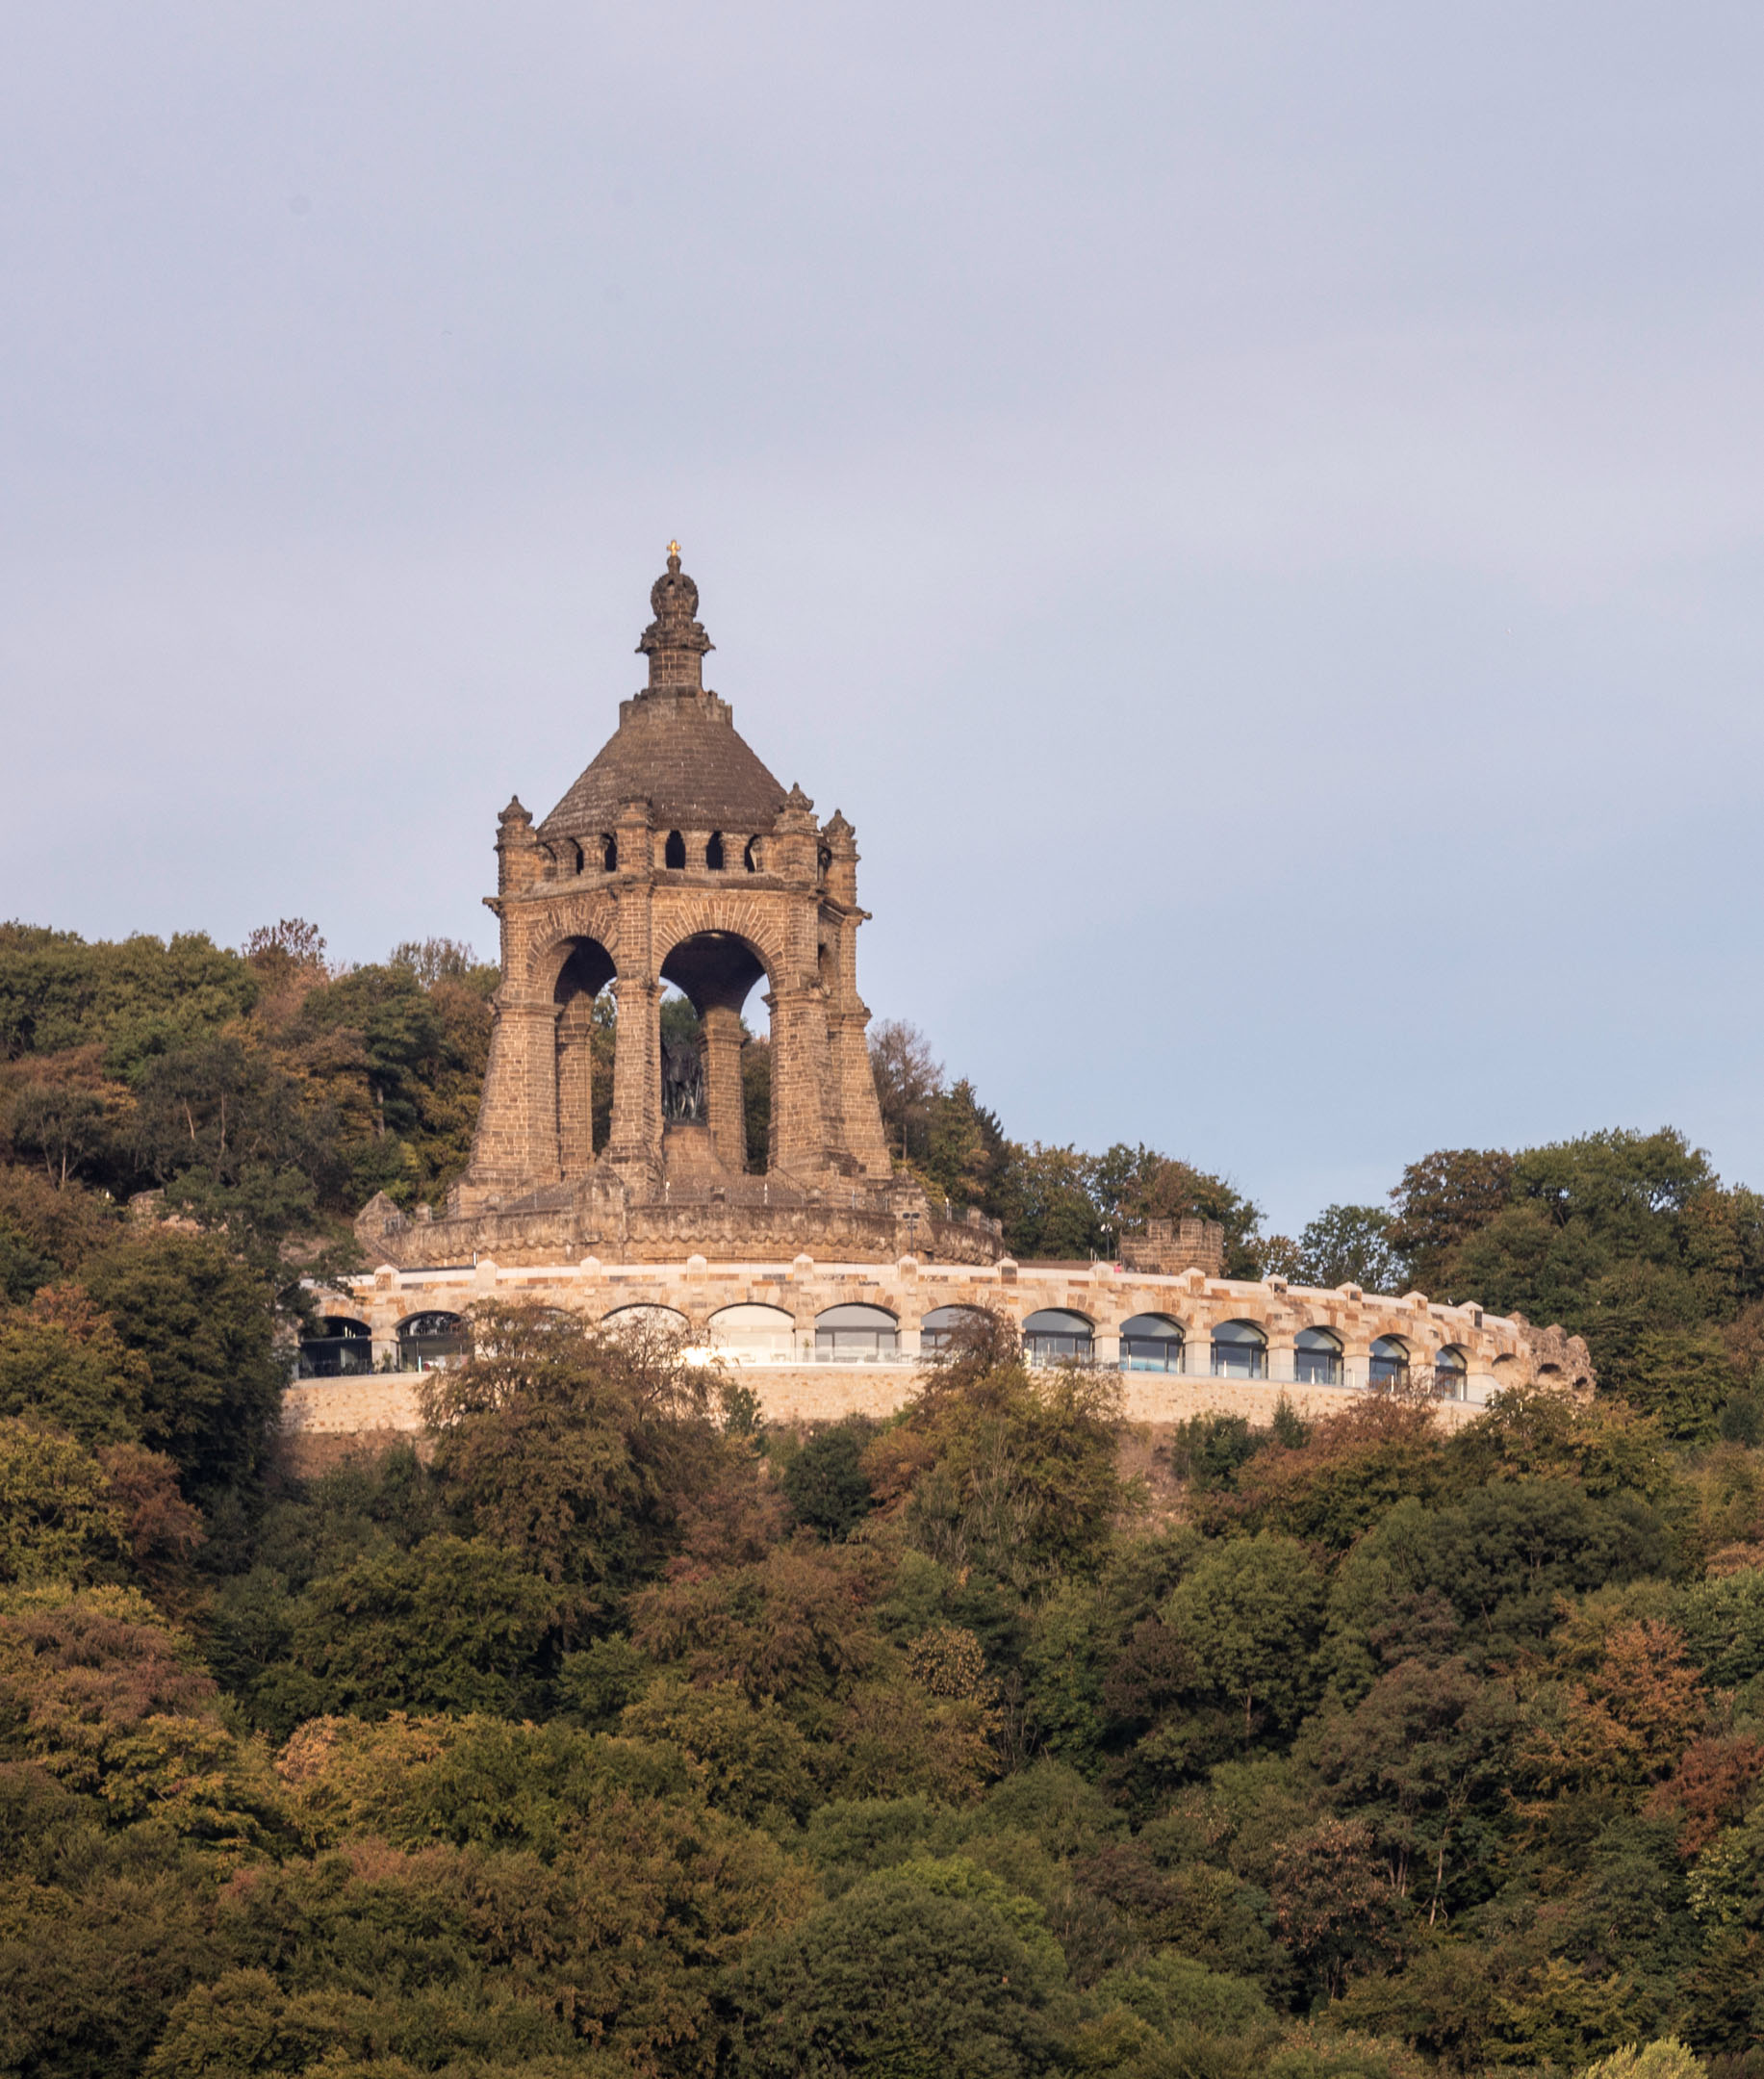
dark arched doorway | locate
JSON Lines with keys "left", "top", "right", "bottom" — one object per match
{"left": 552, "top": 937, "right": 616, "bottom": 1178}
{"left": 657, "top": 930, "right": 773, "bottom": 1174}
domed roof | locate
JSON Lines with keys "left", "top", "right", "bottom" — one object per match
{"left": 538, "top": 548, "right": 790, "bottom": 841}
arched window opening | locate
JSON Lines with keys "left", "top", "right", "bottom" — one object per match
{"left": 1211, "top": 1319, "right": 1268, "bottom": 1379}
{"left": 1294, "top": 1325, "right": 1343, "bottom": 1386}
{"left": 664, "top": 830, "right": 687, "bottom": 869}
{"left": 1369, "top": 1335, "right": 1410, "bottom": 1390}
{"left": 815, "top": 1302, "right": 899, "bottom": 1361}
{"left": 601, "top": 1303, "right": 690, "bottom": 1340}
{"left": 817, "top": 845, "right": 832, "bottom": 880}
{"left": 706, "top": 832, "right": 726, "bottom": 871}
{"left": 1119, "top": 1314, "right": 1185, "bottom": 1373}
{"left": 744, "top": 836, "right": 760, "bottom": 872}
{"left": 601, "top": 833, "right": 617, "bottom": 871}
{"left": 396, "top": 1310, "right": 468, "bottom": 1373}
{"left": 921, "top": 1303, "right": 990, "bottom": 1353}
{"left": 1435, "top": 1345, "right": 1469, "bottom": 1399}
{"left": 1022, "top": 1308, "right": 1094, "bottom": 1367}
{"left": 296, "top": 1316, "right": 371, "bottom": 1379}
{"left": 708, "top": 1302, "right": 796, "bottom": 1364}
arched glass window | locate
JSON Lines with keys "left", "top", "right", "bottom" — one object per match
{"left": 664, "top": 830, "right": 687, "bottom": 869}
{"left": 708, "top": 1303, "right": 796, "bottom": 1363}
{"left": 601, "top": 1303, "right": 689, "bottom": 1339}
{"left": 1210, "top": 1319, "right": 1268, "bottom": 1379}
{"left": 1119, "top": 1314, "right": 1185, "bottom": 1373}
{"left": 396, "top": 1310, "right": 468, "bottom": 1373}
{"left": 1369, "top": 1335, "right": 1410, "bottom": 1389}
{"left": 815, "top": 1302, "right": 899, "bottom": 1361}
{"left": 1293, "top": 1325, "right": 1342, "bottom": 1385}
{"left": 1435, "top": 1345, "right": 1469, "bottom": 1399}
{"left": 1022, "top": 1309, "right": 1094, "bottom": 1367}
{"left": 296, "top": 1316, "right": 371, "bottom": 1379}
{"left": 706, "top": 832, "right": 726, "bottom": 871}
{"left": 921, "top": 1304, "right": 990, "bottom": 1353}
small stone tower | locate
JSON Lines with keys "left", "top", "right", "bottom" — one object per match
{"left": 452, "top": 548, "right": 896, "bottom": 1215}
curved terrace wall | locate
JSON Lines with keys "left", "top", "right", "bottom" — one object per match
{"left": 281, "top": 1253, "right": 1592, "bottom": 1466}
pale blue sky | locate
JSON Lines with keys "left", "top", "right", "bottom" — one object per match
{"left": 4, "top": 4, "right": 1763, "bottom": 1233}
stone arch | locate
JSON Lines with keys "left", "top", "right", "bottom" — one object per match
{"left": 708, "top": 1302, "right": 796, "bottom": 1362}
{"left": 1119, "top": 1312, "right": 1185, "bottom": 1373}
{"left": 1294, "top": 1323, "right": 1343, "bottom": 1385}
{"left": 1022, "top": 1307, "right": 1094, "bottom": 1366}
{"left": 654, "top": 925, "right": 779, "bottom": 1174}
{"left": 296, "top": 1314, "right": 372, "bottom": 1379}
{"left": 601, "top": 1302, "right": 690, "bottom": 1338}
{"left": 527, "top": 905, "right": 622, "bottom": 996}
{"left": 1369, "top": 1334, "right": 1411, "bottom": 1389}
{"left": 652, "top": 903, "right": 789, "bottom": 992}
{"left": 1435, "top": 1344, "right": 1469, "bottom": 1399}
{"left": 1210, "top": 1318, "right": 1269, "bottom": 1379}
{"left": 815, "top": 1301, "right": 899, "bottom": 1359}
{"left": 550, "top": 936, "right": 617, "bottom": 1176}
{"left": 396, "top": 1309, "right": 469, "bottom": 1372}
{"left": 921, "top": 1303, "right": 991, "bottom": 1353}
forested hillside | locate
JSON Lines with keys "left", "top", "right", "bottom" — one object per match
{"left": 2, "top": 920, "right": 1764, "bottom": 2076}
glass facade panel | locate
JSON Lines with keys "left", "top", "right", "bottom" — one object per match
{"left": 1119, "top": 1313, "right": 1184, "bottom": 1373}
{"left": 1293, "top": 1326, "right": 1342, "bottom": 1385}
{"left": 1369, "top": 1336, "right": 1410, "bottom": 1388}
{"left": 1211, "top": 1320, "right": 1268, "bottom": 1379}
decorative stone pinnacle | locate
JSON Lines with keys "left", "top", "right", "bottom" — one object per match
{"left": 636, "top": 547, "right": 714, "bottom": 693}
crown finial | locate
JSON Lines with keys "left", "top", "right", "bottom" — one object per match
{"left": 637, "top": 545, "right": 713, "bottom": 692}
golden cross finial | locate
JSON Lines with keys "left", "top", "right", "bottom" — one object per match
{"left": 667, "top": 539, "right": 681, "bottom": 558}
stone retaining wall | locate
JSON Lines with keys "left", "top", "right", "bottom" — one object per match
{"left": 279, "top": 1253, "right": 1588, "bottom": 1473}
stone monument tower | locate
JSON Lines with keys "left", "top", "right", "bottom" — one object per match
{"left": 422, "top": 545, "right": 934, "bottom": 1260}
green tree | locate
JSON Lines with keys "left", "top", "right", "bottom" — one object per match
{"left": 1291, "top": 1204, "right": 1409, "bottom": 1296}
{"left": 0, "top": 1419, "right": 127, "bottom": 1583}
{"left": 1163, "top": 1533, "right": 1329, "bottom": 1748}
{"left": 885, "top": 1353, "right": 1127, "bottom": 1594}
{"left": 1092, "top": 1143, "right": 1265, "bottom": 1279}
{"left": 421, "top": 1301, "right": 718, "bottom": 1602}
{"left": 781, "top": 1418, "right": 878, "bottom": 1539}
{"left": 0, "top": 1285, "right": 150, "bottom": 1445}
{"left": 725, "top": 1864, "right": 1061, "bottom": 2078}
{"left": 1388, "top": 1148, "right": 1516, "bottom": 1294}
{"left": 81, "top": 1231, "right": 283, "bottom": 1499}
{"left": 270, "top": 1533, "right": 560, "bottom": 1724}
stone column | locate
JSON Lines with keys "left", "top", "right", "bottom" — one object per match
{"left": 701, "top": 1004, "right": 747, "bottom": 1173}
{"left": 831, "top": 1004, "right": 892, "bottom": 1178}
{"left": 556, "top": 991, "right": 597, "bottom": 1181}
{"left": 466, "top": 992, "right": 562, "bottom": 1191}
{"left": 606, "top": 977, "right": 661, "bottom": 1174}
{"left": 767, "top": 983, "right": 830, "bottom": 1178}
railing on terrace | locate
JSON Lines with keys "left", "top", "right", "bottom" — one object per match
{"left": 293, "top": 1336, "right": 374, "bottom": 1380}
{"left": 1026, "top": 1344, "right": 1486, "bottom": 1400}
{"left": 291, "top": 1337, "right": 1483, "bottom": 1400}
